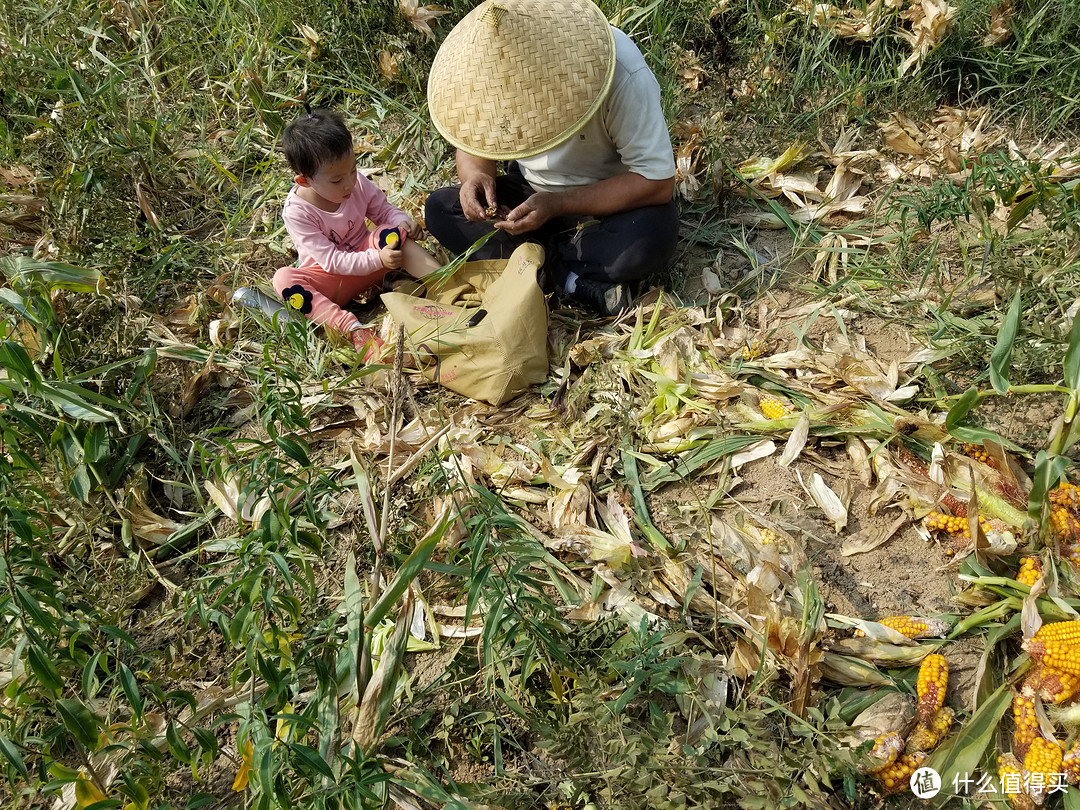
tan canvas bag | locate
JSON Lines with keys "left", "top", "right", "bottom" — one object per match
{"left": 381, "top": 242, "right": 549, "bottom": 405}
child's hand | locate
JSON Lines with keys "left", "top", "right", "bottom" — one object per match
{"left": 400, "top": 219, "right": 424, "bottom": 241}
{"left": 379, "top": 242, "right": 403, "bottom": 270}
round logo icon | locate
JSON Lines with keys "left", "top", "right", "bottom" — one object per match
{"left": 910, "top": 766, "right": 941, "bottom": 798}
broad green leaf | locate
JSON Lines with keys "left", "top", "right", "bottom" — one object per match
{"left": 928, "top": 682, "right": 1011, "bottom": 806}
{"left": 69, "top": 464, "right": 92, "bottom": 503}
{"left": 27, "top": 644, "right": 63, "bottom": 693}
{"left": 365, "top": 508, "right": 449, "bottom": 630}
{"left": 945, "top": 387, "right": 981, "bottom": 433}
{"left": 56, "top": 698, "right": 102, "bottom": 751}
{"left": 83, "top": 423, "right": 109, "bottom": 464}
{"left": 273, "top": 435, "right": 309, "bottom": 467}
{"left": 74, "top": 774, "right": 108, "bottom": 807}
{"left": 165, "top": 722, "right": 191, "bottom": 763}
{"left": 0, "top": 256, "right": 103, "bottom": 293}
{"left": 1064, "top": 786, "right": 1080, "bottom": 809}
{"left": 289, "top": 743, "right": 334, "bottom": 779}
{"left": 1065, "top": 311, "right": 1080, "bottom": 390}
{"left": 0, "top": 734, "right": 29, "bottom": 779}
{"left": 1029, "top": 451, "right": 1071, "bottom": 525}
{"left": 119, "top": 664, "right": 143, "bottom": 721}
{"left": 15, "top": 585, "right": 57, "bottom": 632}
{"left": 1006, "top": 193, "right": 1041, "bottom": 231}
{"left": 989, "top": 290, "right": 1022, "bottom": 394}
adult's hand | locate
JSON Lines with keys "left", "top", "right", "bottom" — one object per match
{"left": 495, "top": 192, "right": 560, "bottom": 235}
{"left": 456, "top": 151, "right": 499, "bottom": 222}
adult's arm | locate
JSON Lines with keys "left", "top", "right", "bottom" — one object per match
{"left": 496, "top": 171, "right": 673, "bottom": 236}
{"left": 456, "top": 151, "right": 499, "bottom": 221}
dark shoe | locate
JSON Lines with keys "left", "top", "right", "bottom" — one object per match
{"left": 570, "top": 277, "right": 631, "bottom": 316}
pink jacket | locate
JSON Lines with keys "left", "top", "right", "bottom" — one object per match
{"left": 282, "top": 170, "right": 411, "bottom": 278}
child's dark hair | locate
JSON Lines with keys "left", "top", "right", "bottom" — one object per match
{"left": 281, "top": 107, "right": 353, "bottom": 178}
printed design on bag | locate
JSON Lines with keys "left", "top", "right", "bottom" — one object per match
{"left": 281, "top": 285, "right": 313, "bottom": 314}
{"left": 412, "top": 304, "right": 456, "bottom": 319}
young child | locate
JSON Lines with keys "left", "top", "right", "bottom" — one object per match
{"left": 274, "top": 106, "right": 440, "bottom": 361}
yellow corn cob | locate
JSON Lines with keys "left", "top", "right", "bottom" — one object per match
{"left": 863, "top": 731, "right": 903, "bottom": 774}
{"left": 905, "top": 706, "right": 954, "bottom": 753}
{"left": 1063, "top": 739, "right": 1080, "bottom": 785}
{"left": 1023, "top": 622, "right": 1080, "bottom": 677}
{"left": 915, "top": 653, "right": 949, "bottom": 725}
{"left": 758, "top": 528, "right": 776, "bottom": 545}
{"left": 1036, "top": 665, "right": 1080, "bottom": 704}
{"left": 999, "top": 753, "right": 1036, "bottom": 810}
{"left": 876, "top": 751, "right": 926, "bottom": 794}
{"left": 1017, "top": 556, "right": 1043, "bottom": 588}
{"left": 1049, "top": 482, "right": 1080, "bottom": 511}
{"left": 1023, "top": 736, "right": 1063, "bottom": 805}
{"left": 740, "top": 339, "right": 768, "bottom": 361}
{"left": 853, "top": 616, "right": 950, "bottom": 639}
{"left": 924, "top": 511, "right": 986, "bottom": 538}
{"left": 1012, "top": 692, "right": 1039, "bottom": 762}
{"left": 1061, "top": 543, "right": 1080, "bottom": 566}
{"left": 759, "top": 395, "right": 792, "bottom": 420}
{"left": 1052, "top": 507, "right": 1080, "bottom": 544}
{"left": 962, "top": 443, "right": 991, "bottom": 464}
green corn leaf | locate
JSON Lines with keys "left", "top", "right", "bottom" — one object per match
{"left": 343, "top": 552, "right": 366, "bottom": 703}
{"left": 945, "top": 387, "right": 981, "bottom": 433}
{"left": 1065, "top": 310, "right": 1080, "bottom": 390}
{"left": 1029, "top": 450, "right": 1071, "bottom": 525}
{"left": 927, "top": 682, "right": 1011, "bottom": 806}
{"left": 56, "top": 698, "right": 102, "bottom": 751}
{"left": 989, "top": 290, "right": 1022, "bottom": 394}
{"left": 364, "top": 507, "right": 449, "bottom": 630}
{"left": 353, "top": 592, "right": 413, "bottom": 756}
{"left": 0, "top": 256, "right": 103, "bottom": 293}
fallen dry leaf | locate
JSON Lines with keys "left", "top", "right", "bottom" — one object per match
{"left": 397, "top": 0, "right": 450, "bottom": 41}
{"left": 983, "top": 0, "right": 1013, "bottom": 46}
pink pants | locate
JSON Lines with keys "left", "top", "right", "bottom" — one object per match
{"left": 272, "top": 227, "right": 395, "bottom": 335}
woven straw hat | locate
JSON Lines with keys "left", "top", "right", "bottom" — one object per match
{"left": 428, "top": 0, "right": 615, "bottom": 160}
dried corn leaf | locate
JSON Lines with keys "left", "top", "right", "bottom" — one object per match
{"left": 828, "top": 614, "right": 917, "bottom": 645}
{"left": 820, "top": 652, "right": 892, "bottom": 686}
{"left": 778, "top": 411, "right": 811, "bottom": 467}
{"left": 898, "top": 0, "right": 957, "bottom": 76}
{"left": 378, "top": 50, "right": 400, "bottom": 81}
{"left": 397, "top": 0, "right": 450, "bottom": 41}
{"left": 982, "top": 0, "right": 1012, "bottom": 45}
{"left": 830, "top": 637, "right": 934, "bottom": 665}
{"left": 803, "top": 472, "right": 849, "bottom": 532}
{"left": 126, "top": 485, "right": 185, "bottom": 545}
{"left": 733, "top": 142, "right": 809, "bottom": 182}
{"left": 841, "top": 514, "right": 907, "bottom": 556}
{"left": 730, "top": 439, "right": 776, "bottom": 468}
{"left": 879, "top": 113, "right": 928, "bottom": 156}
{"left": 845, "top": 691, "right": 916, "bottom": 742}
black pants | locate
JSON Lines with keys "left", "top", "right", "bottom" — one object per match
{"left": 424, "top": 165, "right": 679, "bottom": 289}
